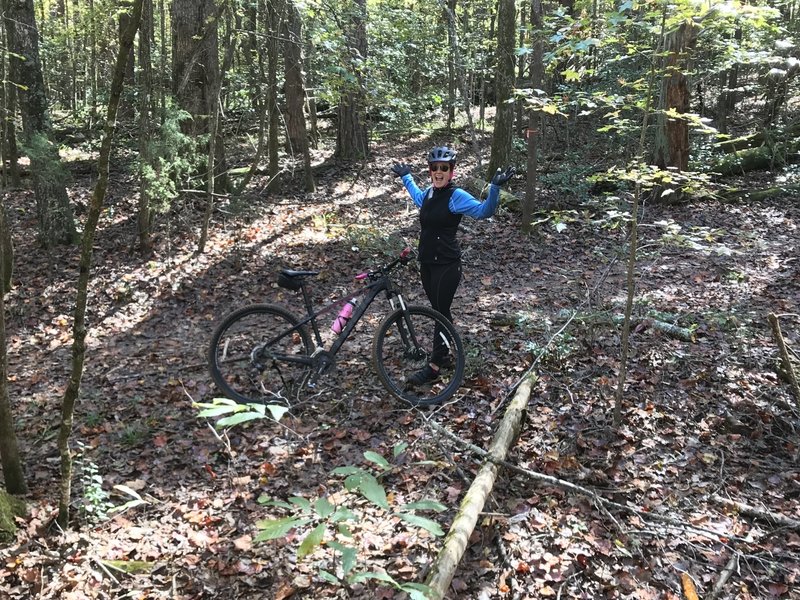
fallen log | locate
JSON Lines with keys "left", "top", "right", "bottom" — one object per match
{"left": 711, "top": 494, "right": 800, "bottom": 530}
{"left": 460, "top": 176, "right": 520, "bottom": 210}
{"left": 424, "top": 375, "right": 534, "bottom": 599}
{"left": 715, "top": 119, "right": 800, "bottom": 153}
{"left": 720, "top": 183, "right": 800, "bottom": 202}
{"left": 712, "top": 137, "right": 800, "bottom": 176}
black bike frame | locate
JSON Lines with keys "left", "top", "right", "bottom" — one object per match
{"left": 263, "top": 272, "right": 405, "bottom": 367}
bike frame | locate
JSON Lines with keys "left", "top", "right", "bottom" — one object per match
{"left": 262, "top": 269, "right": 411, "bottom": 368}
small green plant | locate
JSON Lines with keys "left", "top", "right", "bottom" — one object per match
{"left": 256, "top": 445, "right": 443, "bottom": 598}
{"left": 75, "top": 444, "right": 113, "bottom": 523}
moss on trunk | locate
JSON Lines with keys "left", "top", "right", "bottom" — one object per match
{"left": 0, "top": 490, "right": 26, "bottom": 542}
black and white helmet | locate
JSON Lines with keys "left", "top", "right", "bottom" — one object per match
{"left": 427, "top": 146, "right": 457, "bottom": 164}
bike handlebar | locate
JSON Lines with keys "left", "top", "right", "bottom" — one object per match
{"left": 357, "top": 247, "right": 415, "bottom": 281}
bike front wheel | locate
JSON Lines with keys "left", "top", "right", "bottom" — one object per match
{"left": 372, "top": 305, "right": 465, "bottom": 406}
{"left": 208, "top": 304, "right": 313, "bottom": 404}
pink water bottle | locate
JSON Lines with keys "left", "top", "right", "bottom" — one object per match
{"left": 331, "top": 299, "right": 357, "bottom": 333}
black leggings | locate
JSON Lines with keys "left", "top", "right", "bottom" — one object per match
{"left": 419, "top": 260, "right": 462, "bottom": 364}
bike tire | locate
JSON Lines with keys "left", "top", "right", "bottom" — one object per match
{"left": 372, "top": 305, "right": 465, "bottom": 406}
{"left": 208, "top": 304, "right": 313, "bottom": 404}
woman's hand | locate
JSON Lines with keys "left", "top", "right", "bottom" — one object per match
{"left": 391, "top": 163, "right": 412, "bottom": 177}
{"left": 491, "top": 166, "right": 516, "bottom": 186}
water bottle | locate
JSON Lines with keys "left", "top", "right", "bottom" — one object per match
{"left": 331, "top": 299, "right": 357, "bottom": 334}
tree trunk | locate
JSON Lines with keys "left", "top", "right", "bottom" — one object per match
{"left": 3, "top": 0, "right": 77, "bottom": 247}
{"left": 266, "top": 0, "right": 282, "bottom": 187}
{"left": 57, "top": 0, "right": 143, "bottom": 529}
{"left": 0, "top": 195, "right": 24, "bottom": 495}
{"left": 118, "top": 0, "right": 137, "bottom": 119}
{"left": 283, "top": 0, "right": 314, "bottom": 192}
{"left": 335, "top": 0, "right": 369, "bottom": 161}
{"left": 172, "top": 0, "right": 226, "bottom": 193}
{"left": 652, "top": 19, "right": 698, "bottom": 172}
{"left": 486, "top": 0, "right": 516, "bottom": 178}
{"left": 445, "top": 0, "right": 457, "bottom": 129}
{"left": 137, "top": 0, "right": 154, "bottom": 256}
{"left": 523, "top": 0, "right": 544, "bottom": 228}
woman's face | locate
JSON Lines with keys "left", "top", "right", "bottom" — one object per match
{"left": 429, "top": 162, "right": 454, "bottom": 189}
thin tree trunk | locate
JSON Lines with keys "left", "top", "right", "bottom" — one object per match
{"left": 614, "top": 8, "right": 662, "bottom": 428}
{"left": 0, "top": 194, "right": 24, "bottom": 495}
{"left": 438, "top": 0, "right": 482, "bottom": 167}
{"left": 266, "top": 0, "right": 281, "bottom": 186}
{"left": 57, "top": 0, "right": 143, "bottom": 529}
{"left": 523, "top": 0, "right": 543, "bottom": 228}
{"left": 137, "top": 0, "right": 154, "bottom": 256}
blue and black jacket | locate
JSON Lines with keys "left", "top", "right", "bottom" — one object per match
{"left": 400, "top": 174, "right": 500, "bottom": 264}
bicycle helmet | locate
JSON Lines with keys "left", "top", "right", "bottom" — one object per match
{"left": 427, "top": 146, "right": 457, "bottom": 164}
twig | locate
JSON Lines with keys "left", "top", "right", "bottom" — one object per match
{"left": 768, "top": 313, "right": 800, "bottom": 406}
{"left": 709, "top": 551, "right": 739, "bottom": 600}
{"left": 428, "top": 421, "right": 747, "bottom": 544}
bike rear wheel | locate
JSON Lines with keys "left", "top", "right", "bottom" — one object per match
{"left": 208, "top": 304, "right": 312, "bottom": 404}
{"left": 372, "top": 305, "right": 465, "bottom": 406}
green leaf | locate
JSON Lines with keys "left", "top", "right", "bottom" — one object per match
{"left": 363, "top": 450, "right": 391, "bottom": 470}
{"left": 254, "top": 516, "right": 310, "bottom": 541}
{"left": 289, "top": 497, "right": 312, "bottom": 511}
{"left": 329, "top": 541, "right": 357, "bottom": 575}
{"left": 392, "top": 442, "right": 408, "bottom": 458}
{"left": 196, "top": 405, "right": 239, "bottom": 418}
{"left": 400, "top": 499, "right": 447, "bottom": 512}
{"left": 331, "top": 466, "right": 362, "bottom": 476}
{"left": 98, "top": 559, "right": 154, "bottom": 574}
{"left": 216, "top": 411, "right": 265, "bottom": 428}
{"left": 344, "top": 473, "right": 362, "bottom": 492}
{"left": 330, "top": 507, "right": 356, "bottom": 523}
{"left": 298, "top": 523, "right": 326, "bottom": 558}
{"left": 319, "top": 569, "right": 339, "bottom": 584}
{"left": 349, "top": 570, "right": 398, "bottom": 586}
{"left": 396, "top": 513, "right": 444, "bottom": 536}
{"left": 357, "top": 473, "right": 389, "bottom": 510}
{"left": 267, "top": 404, "right": 289, "bottom": 421}
{"left": 258, "top": 496, "right": 294, "bottom": 509}
{"left": 315, "top": 497, "right": 335, "bottom": 519}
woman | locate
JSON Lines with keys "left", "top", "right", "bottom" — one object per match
{"left": 391, "top": 146, "right": 515, "bottom": 385}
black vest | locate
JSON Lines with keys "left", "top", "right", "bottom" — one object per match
{"left": 418, "top": 184, "right": 462, "bottom": 264}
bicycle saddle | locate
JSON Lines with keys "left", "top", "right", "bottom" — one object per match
{"left": 280, "top": 268, "right": 319, "bottom": 277}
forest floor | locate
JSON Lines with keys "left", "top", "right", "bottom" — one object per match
{"left": 0, "top": 131, "right": 799, "bottom": 600}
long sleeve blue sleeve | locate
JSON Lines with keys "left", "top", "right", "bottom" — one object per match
{"left": 400, "top": 174, "right": 429, "bottom": 208}
{"left": 448, "top": 185, "right": 499, "bottom": 219}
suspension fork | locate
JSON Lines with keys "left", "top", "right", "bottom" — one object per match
{"left": 388, "top": 292, "right": 420, "bottom": 353}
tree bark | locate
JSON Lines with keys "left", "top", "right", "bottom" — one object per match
{"left": 137, "top": 0, "right": 154, "bottom": 256}
{"left": 0, "top": 194, "right": 25, "bottom": 495}
{"left": 3, "top": 0, "right": 77, "bottom": 247}
{"left": 652, "top": 19, "right": 698, "bottom": 172}
{"left": 486, "top": 0, "right": 516, "bottom": 178}
{"left": 57, "top": 0, "right": 143, "bottom": 529}
{"left": 335, "top": 0, "right": 369, "bottom": 161}
{"left": 283, "top": 0, "right": 314, "bottom": 192}
{"left": 172, "top": 0, "right": 227, "bottom": 193}
{"left": 523, "top": 0, "right": 544, "bottom": 227}
{"left": 266, "top": 0, "right": 281, "bottom": 187}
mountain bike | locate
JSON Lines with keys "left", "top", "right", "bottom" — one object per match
{"left": 208, "top": 248, "right": 465, "bottom": 407}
